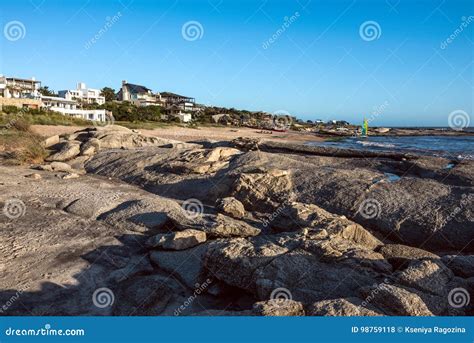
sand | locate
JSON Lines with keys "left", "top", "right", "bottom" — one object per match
{"left": 30, "top": 125, "right": 324, "bottom": 143}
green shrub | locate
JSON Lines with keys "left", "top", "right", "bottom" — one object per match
{"left": 2, "top": 106, "right": 20, "bottom": 114}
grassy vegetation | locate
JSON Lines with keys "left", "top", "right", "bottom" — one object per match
{"left": 114, "top": 121, "right": 175, "bottom": 130}
{"left": 0, "top": 117, "right": 48, "bottom": 165}
{"left": 1, "top": 109, "right": 90, "bottom": 127}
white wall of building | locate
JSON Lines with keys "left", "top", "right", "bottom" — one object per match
{"left": 49, "top": 107, "right": 107, "bottom": 122}
{"left": 58, "top": 82, "right": 105, "bottom": 105}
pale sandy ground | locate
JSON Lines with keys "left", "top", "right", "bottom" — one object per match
{"left": 31, "top": 125, "right": 324, "bottom": 143}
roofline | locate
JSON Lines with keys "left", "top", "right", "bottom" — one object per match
{"left": 5, "top": 77, "right": 41, "bottom": 83}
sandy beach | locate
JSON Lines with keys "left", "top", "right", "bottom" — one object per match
{"left": 30, "top": 125, "right": 325, "bottom": 143}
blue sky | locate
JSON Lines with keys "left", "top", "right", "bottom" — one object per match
{"left": 1, "top": 0, "right": 473, "bottom": 126}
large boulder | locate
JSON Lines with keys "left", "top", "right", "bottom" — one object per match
{"left": 252, "top": 299, "right": 305, "bottom": 316}
{"left": 112, "top": 275, "right": 175, "bottom": 315}
{"left": 46, "top": 141, "right": 81, "bottom": 161}
{"left": 441, "top": 255, "right": 474, "bottom": 278}
{"left": 359, "top": 284, "right": 433, "bottom": 316}
{"left": 204, "top": 237, "right": 289, "bottom": 292}
{"left": 147, "top": 229, "right": 206, "bottom": 250}
{"left": 209, "top": 214, "right": 260, "bottom": 237}
{"left": 50, "top": 161, "right": 73, "bottom": 173}
{"left": 162, "top": 147, "right": 242, "bottom": 175}
{"left": 149, "top": 243, "right": 209, "bottom": 289}
{"left": 272, "top": 202, "right": 382, "bottom": 250}
{"left": 307, "top": 297, "right": 383, "bottom": 316}
{"left": 80, "top": 138, "right": 100, "bottom": 156}
{"left": 169, "top": 213, "right": 261, "bottom": 238}
{"left": 216, "top": 197, "right": 246, "bottom": 219}
{"left": 394, "top": 259, "right": 453, "bottom": 296}
{"left": 378, "top": 244, "right": 439, "bottom": 269}
{"left": 42, "top": 135, "right": 59, "bottom": 148}
{"left": 232, "top": 168, "right": 295, "bottom": 213}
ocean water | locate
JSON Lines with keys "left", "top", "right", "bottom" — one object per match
{"left": 308, "top": 135, "right": 474, "bottom": 160}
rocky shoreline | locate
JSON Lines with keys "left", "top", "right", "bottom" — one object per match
{"left": 316, "top": 127, "right": 474, "bottom": 137}
{"left": 0, "top": 125, "right": 472, "bottom": 316}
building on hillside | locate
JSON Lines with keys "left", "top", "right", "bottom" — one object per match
{"left": 41, "top": 96, "right": 78, "bottom": 110}
{"left": 0, "top": 76, "right": 41, "bottom": 99}
{"left": 58, "top": 82, "right": 105, "bottom": 105}
{"left": 117, "top": 80, "right": 158, "bottom": 106}
{"left": 41, "top": 95, "right": 108, "bottom": 122}
{"left": 165, "top": 104, "right": 192, "bottom": 122}
{"left": 158, "top": 91, "right": 195, "bottom": 111}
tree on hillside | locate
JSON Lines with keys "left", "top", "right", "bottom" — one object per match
{"left": 38, "top": 86, "right": 55, "bottom": 96}
{"left": 100, "top": 87, "right": 116, "bottom": 102}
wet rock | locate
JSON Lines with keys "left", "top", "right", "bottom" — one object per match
{"left": 252, "top": 299, "right": 305, "bottom": 316}
{"left": 307, "top": 297, "right": 384, "bottom": 316}
{"left": 216, "top": 197, "right": 246, "bottom": 219}
{"left": 147, "top": 229, "right": 206, "bottom": 250}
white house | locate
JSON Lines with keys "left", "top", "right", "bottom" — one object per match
{"left": 58, "top": 82, "right": 105, "bottom": 105}
{"left": 175, "top": 112, "right": 192, "bottom": 123}
{"left": 0, "top": 75, "right": 41, "bottom": 100}
{"left": 41, "top": 95, "right": 107, "bottom": 122}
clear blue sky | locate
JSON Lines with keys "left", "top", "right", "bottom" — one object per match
{"left": 1, "top": 0, "right": 473, "bottom": 126}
